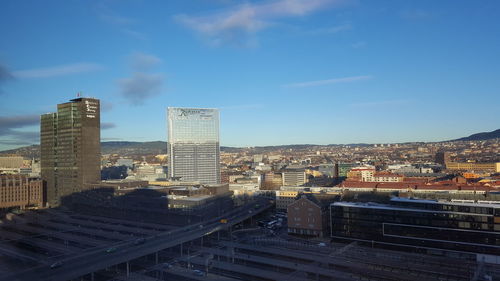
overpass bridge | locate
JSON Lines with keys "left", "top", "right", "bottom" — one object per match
{"left": 3, "top": 198, "right": 273, "bottom": 281}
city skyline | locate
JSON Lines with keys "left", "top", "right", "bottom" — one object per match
{"left": 1, "top": 0, "right": 500, "bottom": 151}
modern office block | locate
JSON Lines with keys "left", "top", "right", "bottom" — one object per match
{"left": 167, "top": 107, "right": 220, "bottom": 184}
{"left": 282, "top": 169, "right": 307, "bottom": 186}
{"left": 331, "top": 197, "right": 500, "bottom": 258}
{"left": 41, "top": 98, "right": 101, "bottom": 207}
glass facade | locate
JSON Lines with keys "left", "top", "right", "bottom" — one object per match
{"left": 41, "top": 98, "right": 100, "bottom": 207}
{"left": 330, "top": 198, "right": 500, "bottom": 255}
{"left": 167, "top": 107, "right": 220, "bottom": 184}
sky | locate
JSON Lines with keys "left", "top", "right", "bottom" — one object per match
{"left": 0, "top": 0, "right": 499, "bottom": 150}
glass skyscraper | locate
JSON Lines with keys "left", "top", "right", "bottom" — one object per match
{"left": 41, "top": 98, "right": 101, "bottom": 207}
{"left": 167, "top": 107, "right": 220, "bottom": 184}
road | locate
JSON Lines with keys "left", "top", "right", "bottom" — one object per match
{"left": 2, "top": 199, "right": 272, "bottom": 281}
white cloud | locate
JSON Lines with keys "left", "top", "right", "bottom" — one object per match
{"left": 284, "top": 75, "right": 372, "bottom": 88}
{"left": 13, "top": 63, "right": 103, "bottom": 78}
{"left": 175, "top": 0, "right": 349, "bottom": 45}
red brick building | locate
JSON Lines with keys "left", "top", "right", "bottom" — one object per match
{"left": 0, "top": 175, "right": 45, "bottom": 209}
{"left": 287, "top": 194, "right": 333, "bottom": 237}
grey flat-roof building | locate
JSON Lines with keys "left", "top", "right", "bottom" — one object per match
{"left": 167, "top": 107, "right": 220, "bottom": 184}
{"left": 41, "top": 98, "right": 101, "bottom": 207}
{"left": 331, "top": 198, "right": 500, "bottom": 260}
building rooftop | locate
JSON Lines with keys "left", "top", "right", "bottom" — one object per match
{"left": 167, "top": 195, "right": 212, "bottom": 201}
{"left": 332, "top": 200, "right": 500, "bottom": 215}
{"left": 391, "top": 197, "right": 500, "bottom": 208}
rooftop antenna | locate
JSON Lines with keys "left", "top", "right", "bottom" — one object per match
{"left": 77, "top": 91, "right": 82, "bottom": 98}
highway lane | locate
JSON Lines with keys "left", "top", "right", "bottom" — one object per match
{"left": 3, "top": 199, "right": 272, "bottom": 281}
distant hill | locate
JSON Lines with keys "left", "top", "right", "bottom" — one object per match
{"left": 0, "top": 145, "right": 40, "bottom": 159}
{"left": 452, "top": 129, "right": 500, "bottom": 142}
{"left": 101, "top": 141, "right": 167, "bottom": 155}
{"left": 0, "top": 141, "right": 237, "bottom": 158}
{"left": 1, "top": 129, "right": 498, "bottom": 158}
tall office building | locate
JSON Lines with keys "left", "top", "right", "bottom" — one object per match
{"left": 167, "top": 107, "right": 220, "bottom": 184}
{"left": 41, "top": 98, "right": 101, "bottom": 207}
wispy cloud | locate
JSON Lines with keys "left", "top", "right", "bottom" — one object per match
{"left": 129, "top": 52, "right": 162, "bottom": 71}
{"left": 220, "top": 104, "right": 265, "bottom": 110}
{"left": 351, "top": 99, "right": 411, "bottom": 108}
{"left": 118, "top": 52, "right": 165, "bottom": 105}
{"left": 118, "top": 73, "right": 164, "bottom": 105}
{"left": 13, "top": 63, "right": 104, "bottom": 79}
{"left": 96, "top": 2, "right": 145, "bottom": 40}
{"left": 96, "top": 1, "right": 136, "bottom": 26}
{"left": 0, "top": 115, "right": 39, "bottom": 132}
{"left": 0, "top": 64, "right": 14, "bottom": 94}
{"left": 283, "top": 75, "right": 372, "bottom": 88}
{"left": 0, "top": 64, "right": 14, "bottom": 81}
{"left": 175, "top": 0, "right": 350, "bottom": 46}
{"left": 0, "top": 114, "right": 39, "bottom": 146}
{"left": 101, "top": 101, "right": 114, "bottom": 112}
{"left": 351, "top": 41, "right": 366, "bottom": 48}
{"left": 101, "top": 122, "right": 116, "bottom": 130}
{"left": 310, "top": 23, "right": 352, "bottom": 35}
{"left": 121, "top": 29, "right": 147, "bottom": 40}
{"left": 0, "top": 139, "right": 36, "bottom": 146}
{"left": 400, "top": 9, "right": 432, "bottom": 20}
{"left": 101, "top": 137, "right": 123, "bottom": 141}
{"left": 99, "top": 13, "right": 136, "bottom": 25}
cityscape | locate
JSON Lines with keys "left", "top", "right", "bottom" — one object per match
{"left": 1, "top": 1, "right": 500, "bottom": 281}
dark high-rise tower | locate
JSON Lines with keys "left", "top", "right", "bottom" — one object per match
{"left": 41, "top": 98, "right": 101, "bottom": 207}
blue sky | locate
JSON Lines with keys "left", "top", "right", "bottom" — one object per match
{"left": 0, "top": 0, "right": 499, "bottom": 150}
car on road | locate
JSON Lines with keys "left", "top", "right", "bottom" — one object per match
{"left": 50, "top": 261, "right": 63, "bottom": 269}
{"left": 105, "top": 247, "right": 117, "bottom": 253}
{"left": 133, "top": 238, "right": 146, "bottom": 245}
{"left": 192, "top": 269, "right": 205, "bottom": 276}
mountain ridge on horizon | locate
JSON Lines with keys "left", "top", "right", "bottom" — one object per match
{"left": 1, "top": 129, "right": 498, "bottom": 158}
